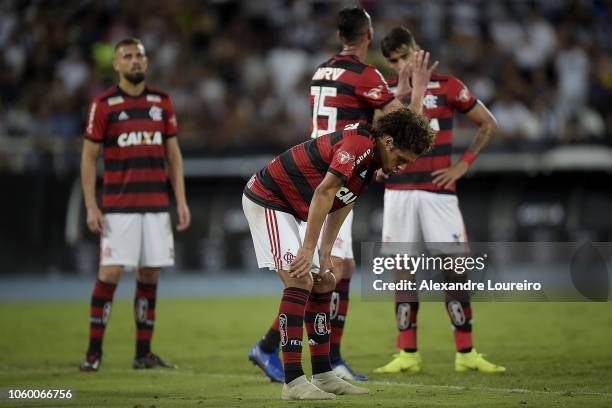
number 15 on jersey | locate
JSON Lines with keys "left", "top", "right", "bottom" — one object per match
{"left": 311, "top": 86, "right": 338, "bottom": 138}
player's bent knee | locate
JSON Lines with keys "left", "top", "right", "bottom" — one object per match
{"left": 278, "top": 269, "right": 313, "bottom": 291}
{"left": 98, "top": 265, "right": 124, "bottom": 284}
{"left": 312, "top": 270, "right": 336, "bottom": 293}
{"left": 137, "top": 267, "right": 161, "bottom": 284}
{"left": 343, "top": 258, "right": 356, "bottom": 279}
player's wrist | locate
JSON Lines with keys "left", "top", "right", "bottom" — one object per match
{"left": 460, "top": 151, "right": 477, "bottom": 166}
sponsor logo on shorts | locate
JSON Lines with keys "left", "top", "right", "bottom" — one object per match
{"left": 102, "top": 246, "right": 113, "bottom": 258}
{"left": 314, "top": 313, "right": 329, "bottom": 336}
{"left": 279, "top": 314, "right": 288, "bottom": 346}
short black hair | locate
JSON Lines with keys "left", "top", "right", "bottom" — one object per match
{"left": 373, "top": 107, "right": 435, "bottom": 156}
{"left": 337, "top": 7, "right": 371, "bottom": 45}
{"left": 114, "top": 37, "right": 143, "bottom": 52}
{"left": 381, "top": 26, "right": 416, "bottom": 58}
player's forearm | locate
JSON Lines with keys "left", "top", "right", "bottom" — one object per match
{"left": 81, "top": 158, "right": 98, "bottom": 210}
{"left": 167, "top": 148, "right": 187, "bottom": 206}
{"left": 408, "top": 83, "right": 426, "bottom": 114}
{"left": 303, "top": 188, "right": 336, "bottom": 251}
{"left": 467, "top": 121, "right": 496, "bottom": 155}
{"left": 319, "top": 204, "right": 352, "bottom": 257}
{"left": 81, "top": 149, "right": 98, "bottom": 208}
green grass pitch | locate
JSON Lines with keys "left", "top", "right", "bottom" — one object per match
{"left": 1, "top": 297, "right": 611, "bottom": 407}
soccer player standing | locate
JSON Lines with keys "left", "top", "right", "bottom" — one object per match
{"left": 249, "top": 6, "right": 436, "bottom": 383}
{"left": 243, "top": 107, "right": 435, "bottom": 400}
{"left": 79, "top": 38, "right": 190, "bottom": 371}
{"left": 374, "top": 27, "right": 505, "bottom": 374}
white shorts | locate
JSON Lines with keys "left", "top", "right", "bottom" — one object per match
{"left": 299, "top": 210, "right": 354, "bottom": 260}
{"left": 382, "top": 189, "right": 467, "bottom": 254}
{"left": 100, "top": 212, "right": 174, "bottom": 268}
{"left": 242, "top": 194, "right": 320, "bottom": 272}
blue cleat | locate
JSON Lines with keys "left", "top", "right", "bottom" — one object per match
{"left": 331, "top": 358, "right": 368, "bottom": 381}
{"left": 248, "top": 343, "right": 285, "bottom": 383}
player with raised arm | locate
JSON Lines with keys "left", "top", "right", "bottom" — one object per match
{"left": 373, "top": 27, "right": 505, "bottom": 374}
{"left": 243, "top": 107, "right": 435, "bottom": 400}
{"left": 248, "top": 6, "right": 437, "bottom": 383}
{"left": 79, "top": 38, "right": 190, "bottom": 372}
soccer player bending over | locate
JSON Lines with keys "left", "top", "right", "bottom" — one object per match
{"left": 374, "top": 27, "right": 505, "bottom": 374}
{"left": 243, "top": 107, "right": 435, "bottom": 400}
{"left": 79, "top": 38, "right": 190, "bottom": 371}
{"left": 249, "top": 6, "right": 437, "bottom": 383}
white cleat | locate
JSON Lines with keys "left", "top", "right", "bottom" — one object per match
{"left": 281, "top": 375, "right": 336, "bottom": 400}
{"left": 311, "top": 371, "right": 370, "bottom": 395}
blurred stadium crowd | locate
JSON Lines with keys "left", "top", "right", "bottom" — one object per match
{"left": 0, "top": 0, "right": 611, "bottom": 166}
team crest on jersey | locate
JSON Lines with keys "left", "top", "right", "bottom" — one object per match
{"left": 283, "top": 251, "right": 295, "bottom": 264}
{"left": 457, "top": 88, "right": 470, "bottom": 102}
{"left": 336, "top": 151, "right": 355, "bottom": 165}
{"left": 423, "top": 94, "right": 438, "bottom": 109}
{"left": 363, "top": 85, "right": 384, "bottom": 100}
{"left": 149, "top": 106, "right": 163, "bottom": 121}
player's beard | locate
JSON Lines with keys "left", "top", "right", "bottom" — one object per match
{"left": 124, "top": 72, "right": 146, "bottom": 85}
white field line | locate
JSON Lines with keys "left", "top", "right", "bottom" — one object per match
{"left": 2, "top": 369, "right": 611, "bottom": 399}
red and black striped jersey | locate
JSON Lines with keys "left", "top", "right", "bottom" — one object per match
{"left": 385, "top": 73, "right": 477, "bottom": 194}
{"left": 245, "top": 124, "right": 378, "bottom": 221}
{"left": 309, "top": 54, "right": 394, "bottom": 138}
{"left": 83, "top": 85, "right": 178, "bottom": 213}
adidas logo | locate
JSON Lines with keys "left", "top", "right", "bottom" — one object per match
{"left": 118, "top": 111, "right": 129, "bottom": 120}
{"left": 360, "top": 169, "right": 368, "bottom": 178}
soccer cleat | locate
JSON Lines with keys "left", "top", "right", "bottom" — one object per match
{"left": 248, "top": 343, "right": 285, "bottom": 383}
{"left": 455, "top": 349, "right": 506, "bottom": 373}
{"left": 373, "top": 350, "right": 422, "bottom": 373}
{"left": 79, "top": 352, "right": 101, "bottom": 372}
{"left": 132, "top": 352, "right": 177, "bottom": 369}
{"left": 331, "top": 358, "right": 368, "bottom": 381}
{"left": 281, "top": 375, "right": 335, "bottom": 400}
{"left": 311, "top": 371, "right": 369, "bottom": 395}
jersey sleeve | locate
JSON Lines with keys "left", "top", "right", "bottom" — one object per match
{"left": 448, "top": 76, "right": 477, "bottom": 113}
{"left": 83, "top": 99, "right": 107, "bottom": 143}
{"left": 354, "top": 66, "right": 395, "bottom": 109}
{"left": 328, "top": 132, "right": 373, "bottom": 182}
{"left": 164, "top": 97, "right": 178, "bottom": 137}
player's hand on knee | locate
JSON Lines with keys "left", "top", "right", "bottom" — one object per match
{"left": 289, "top": 247, "right": 314, "bottom": 278}
{"left": 86, "top": 206, "right": 104, "bottom": 234}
